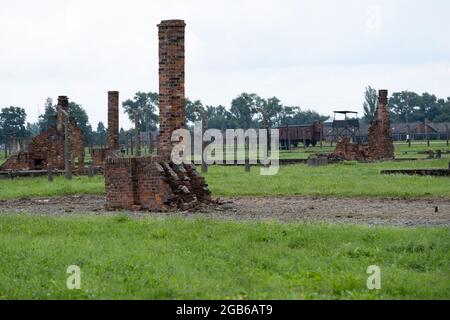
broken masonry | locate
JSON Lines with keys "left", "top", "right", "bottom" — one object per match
{"left": 332, "top": 89, "right": 394, "bottom": 162}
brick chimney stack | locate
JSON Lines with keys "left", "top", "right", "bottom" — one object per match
{"left": 108, "top": 91, "right": 120, "bottom": 151}
{"left": 376, "top": 89, "right": 389, "bottom": 121}
{"left": 104, "top": 19, "right": 211, "bottom": 212}
{"left": 378, "top": 89, "right": 388, "bottom": 107}
{"left": 56, "top": 96, "right": 69, "bottom": 133}
{"left": 378, "top": 90, "right": 388, "bottom": 108}
{"left": 157, "top": 19, "right": 186, "bottom": 160}
{"left": 367, "top": 89, "right": 394, "bottom": 160}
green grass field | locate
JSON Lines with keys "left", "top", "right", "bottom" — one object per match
{"left": 0, "top": 215, "right": 448, "bottom": 299}
{"left": 2, "top": 140, "right": 448, "bottom": 164}
{"left": 0, "top": 141, "right": 448, "bottom": 300}
{"left": 188, "top": 141, "right": 450, "bottom": 161}
{"left": 277, "top": 140, "right": 449, "bottom": 159}
{"left": 0, "top": 159, "right": 448, "bottom": 200}
{"left": 0, "top": 175, "right": 104, "bottom": 200}
{"left": 206, "top": 158, "right": 450, "bottom": 198}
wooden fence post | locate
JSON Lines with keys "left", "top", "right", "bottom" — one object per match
{"left": 47, "top": 163, "right": 53, "bottom": 182}
{"left": 446, "top": 124, "right": 449, "bottom": 147}
{"left": 66, "top": 159, "right": 72, "bottom": 180}
{"left": 286, "top": 124, "right": 290, "bottom": 151}
{"left": 245, "top": 137, "right": 250, "bottom": 172}
{"left": 407, "top": 125, "right": 411, "bottom": 148}
{"left": 148, "top": 132, "right": 152, "bottom": 155}
{"left": 130, "top": 135, "right": 134, "bottom": 156}
{"left": 135, "top": 112, "right": 141, "bottom": 157}
{"left": 320, "top": 127, "right": 323, "bottom": 148}
{"left": 125, "top": 132, "right": 129, "bottom": 155}
{"left": 88, "top": 162, "right": 94, "bottom": 178}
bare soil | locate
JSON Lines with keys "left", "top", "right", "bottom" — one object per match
{"left": 0, "top": 195, "right": 449, "bottom": 227}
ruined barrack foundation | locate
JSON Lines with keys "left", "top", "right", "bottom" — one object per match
{"left": 331, "top": 89, "right": 395, "bottom": 162}
{"left": 104, "top": 20, "right": 211, "bottom": 211}
{"left": 0, "top": 96, "right": 85, "bottom": 173}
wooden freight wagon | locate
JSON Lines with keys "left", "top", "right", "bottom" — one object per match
{"left": 277, "top": 121, "right": 323, "bottom": 149}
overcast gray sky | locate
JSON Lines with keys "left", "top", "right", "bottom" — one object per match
{"left": 1, "top": 0, "right": 449, "bottom": 129}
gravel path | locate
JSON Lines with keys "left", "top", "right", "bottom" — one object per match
{"left": 1, "top": 195, "right": 449, "bottom": 227}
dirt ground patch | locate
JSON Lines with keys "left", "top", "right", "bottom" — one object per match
{"left": 0, "top": 195, "right": 449, "bottom": 227}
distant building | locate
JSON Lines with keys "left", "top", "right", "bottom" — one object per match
{"left": 361, "top": 121, "right": 450, "bottom": 141}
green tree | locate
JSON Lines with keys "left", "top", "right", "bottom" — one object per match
{"left": 389, "top": 91, "right": 421, "bottom": 123}
{"left": 38, "top": 97, "right": 56, "bottom": 132}
{"left": 26, "top": 122, "right": 40, "bottom": 137}
{"left": 265, "top": 97, "right": 284, "bottom": 127}
{"left": 122, "top": 92, "right": 159, "bottom": 132}
{"left": 230, "top": 93, "right": 260, "bottom": 129}
{"left": 362, "top": 86, "right": 378, "bottom": 124}
{"left": 254, "top": 97, "right": 284, "bottom": 128}
{"left": 185, "top": 98, "right": 204, "bottom": 125}
{"left": 0, "top": 106, "right": 28, "bottom": 148}
{"left": 418, "top": 93, "right": 438, "bottom": 121}
{"left": 68, "top": 102, "right": 92, "bottom": 144}
{"left": 95, "top": 122, "right": 107, "bottom": 147}
{"left": 292, "top": 109, "right": 328, "bottom": 125}
{"left": 277, "top": 106, "right": 300, "bottom": 126}
{"left": 433, "top": 98, "right": 450, "bottom": 122}
{"left": 204, "top": 105, "right": 233, "bottom": 130}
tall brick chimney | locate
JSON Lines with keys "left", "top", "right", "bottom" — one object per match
{"left": 157, "top": 19, "right": 186, "bottom": 160}
{"left": 104, "top": 19, "right": 211, "bottom": 212}
{"left": 378, "top": 89, "right": 388, "bottom": 105}
{"left": 107, "top": 91, "right": 120, "bottom": 151}
{"left": 367, "top": 89, "right": 394, "bottom": 160}
{"left": 375, "top": 89, "right": 391, "bottom": 128}
{"left": 56, "top": 96, "right": 69, "bottom": 133}
{"left": 377, "top": 89, "right": 389, "bottom": 120}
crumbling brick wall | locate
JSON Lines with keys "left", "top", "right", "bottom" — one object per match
{"left": 333, "top": 137, "right": 368, "bottom": 161}
{"left": 91, "top": 148, "right": 109, "bottom": 166}
{"left": 104, "top": 19, "right": 211, "bottom": 212}
{"left": 105, "top": 157, "right": 210, "bottom": 211}
{"left": 1, "top": 96, "right": 84, "bottom": 171}
{"left": 330, "top": 90, "right": 394, "bottom": 162}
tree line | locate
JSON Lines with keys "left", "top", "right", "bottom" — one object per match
{"left": 67, "top": 92, "right": 329, "bottom": 147}
{"left": 362, "top": 86, "right": 450, "bottom": 124}
{"left": 1, "top": 88, "right": 449, "bottom": 151}
{"left": 122, "top": 92, "right": 329, "bottom": 132}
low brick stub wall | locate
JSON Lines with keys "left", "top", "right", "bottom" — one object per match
{"left": 105, "top": 156, "right": 211, "bottom": 212}
{"left": 381, "top": 169, "right": 450, "bottom": 177}
{"left": 91, "top": 148, "right": 119, "bottom": 166}
{"left": 333, "top": 137, "right": 368, "bottom": 161}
